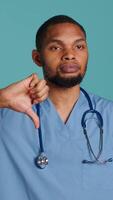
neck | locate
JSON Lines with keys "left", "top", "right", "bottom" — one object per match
{"left": 47, "top": 82, "right": 80, "bottom": 110}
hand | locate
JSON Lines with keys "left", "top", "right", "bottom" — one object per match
{"left": 0, "top": 74, "right": 49, "bottom": 128}
{"left": 29, "top": 78, "right": 49, "bottom": 105}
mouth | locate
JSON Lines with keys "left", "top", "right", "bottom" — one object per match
{"left": 59, "top": 63, "right": 80, "bottom": 73}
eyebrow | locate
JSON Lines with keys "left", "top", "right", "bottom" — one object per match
{"left": 46, "top": 38, "right": 86, "bottom": 45}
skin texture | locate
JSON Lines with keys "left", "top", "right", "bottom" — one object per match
{"left": 32, "top": 23, "right": 88, "bottom": 123}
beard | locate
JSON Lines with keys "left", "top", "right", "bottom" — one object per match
{"left": 45, "top": 73, "right": 83, "bottom": 88}
{"left": 42, "top": 63, "right": 87, "bottom": 88}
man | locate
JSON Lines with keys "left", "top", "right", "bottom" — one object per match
{"left": 0, "top": 74, "right": 49, "bottom": 128}
{"left": 0, "top": 15, "right": 113, "bottom": 200}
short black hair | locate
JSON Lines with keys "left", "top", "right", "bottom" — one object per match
{"left": 35, "top": 15, "right": 86, "bottom": 51}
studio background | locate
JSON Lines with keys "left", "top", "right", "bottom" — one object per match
{"left": 0, "top": 0, "right": 113, "bottom": 100}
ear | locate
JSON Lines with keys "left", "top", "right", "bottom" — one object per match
{"left": 32, "top": 49, "right": 42, "bottom": 67}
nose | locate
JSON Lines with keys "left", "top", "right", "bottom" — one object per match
{"left": 62, "top": 49, "right": 76, "bottom": 61}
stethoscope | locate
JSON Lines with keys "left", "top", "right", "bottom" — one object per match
{"left": 35, "top": 87, "right": 113, "bottom": 169}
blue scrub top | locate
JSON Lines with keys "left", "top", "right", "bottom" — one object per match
{"left": 0, "top": 90, "right": 113, "bottom": 200}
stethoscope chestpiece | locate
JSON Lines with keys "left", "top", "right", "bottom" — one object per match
{"left": 35, "top": 152, "right": 48, "bottom": 169}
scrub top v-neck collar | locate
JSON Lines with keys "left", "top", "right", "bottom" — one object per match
{"left": 40, "top": 90, "right": 86, "bottom": 139}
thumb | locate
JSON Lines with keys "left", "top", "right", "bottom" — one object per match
{"left": 25, "top": 107, "right": 40, "bottom": 128}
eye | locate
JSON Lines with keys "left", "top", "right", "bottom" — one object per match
{"left": 49, "top": 46, "right": 62, "bottom": 51}
{"left": 76, "top": 44, "right": 85, "bottom": 50}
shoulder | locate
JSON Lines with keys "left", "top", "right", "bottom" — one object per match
{"left": 86, "top": 90, "right": 113, "bottom": 114}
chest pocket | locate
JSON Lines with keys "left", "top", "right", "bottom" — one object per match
{"left": 82, "top": 134, "right": 113, "bottom": 190}
{"left": 83, "top": 161, "right": 113, "bottom": 190}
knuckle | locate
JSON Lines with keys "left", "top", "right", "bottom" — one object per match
{"left": 41, "top": 79, "right": 47, "bottom": 85}
{"left": 37, "top": 93, "right": 42, "bottom": 98}
{"left": 39, "top": 95, "right": 47, "bottom": 102}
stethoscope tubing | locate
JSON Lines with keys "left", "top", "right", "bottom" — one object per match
{"left": 35, "top": 87, "right": 113, "bottom": 168}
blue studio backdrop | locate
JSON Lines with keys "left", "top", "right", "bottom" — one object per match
{"left": 0, "top": 0, "right": 113, "bottom": 100}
